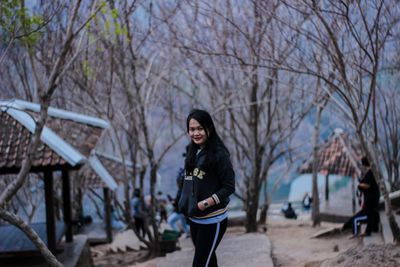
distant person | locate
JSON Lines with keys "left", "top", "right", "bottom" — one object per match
{"left": 282, "top": 202, "right": 297, "bottom": 219}
{"left": 131, "top": 188, "right": 146, "bottom": 237}
{"left": 168, "top": 167, "right": 190, "bottom": 237}
{"left": 110, "top": 205, "right": 126, "bottom": 230}
{"left": 357, "top": 156, "right": 380, "bottom": 236}
{"left": 76, "top": 207, "right": 92, "bottom": 229}
{"left": 178, "top": 109, "right": 235, "bottom": 267}
{"left": 156, "top": 191, "right": 168, "bottom": 224}
{"left": 302, "top": 192, "right": 312, "bottom": 211}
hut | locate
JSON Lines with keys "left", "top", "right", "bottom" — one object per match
{"left": 77, "top": 152, "right": 164, "bottom": 244}
{"left": 298, "top": 128, "right": 362, "bottom": 215}
{"left": 77, "top": 151, "right": 128, "bottom": 244}
{"left": 0, "top": 99, "right": 114, "bottom": 263}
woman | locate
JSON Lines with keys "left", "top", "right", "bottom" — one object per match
{"left": 178, "top": 109, "right": 235, "bottom": 267}
{"left": 357, "top": 156, "right": 380, "bottom": 235}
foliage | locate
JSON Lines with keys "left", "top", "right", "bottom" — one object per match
{"left": 0, "top": 0, "right": 44, "bottom": 46}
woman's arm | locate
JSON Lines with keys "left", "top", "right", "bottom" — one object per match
{"left": 198, "top": 150, "right": 235, "bottom": 211}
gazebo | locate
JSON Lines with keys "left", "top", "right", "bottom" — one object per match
{"left": 77, "top": 151, "right": 126, "bottom": 244}
{"left": 0, "top": 99, "right": 113, "bottom": 257}
{"left": 298, "top": 128, "right": 362, "bottom": 213}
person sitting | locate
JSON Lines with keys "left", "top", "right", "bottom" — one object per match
{"left": 343, "top": 191, "right": 368, "bottom": 238}
{"left": 302, "top": 192, "right": 312, "bottom": 211}
{"left": 110, "top": 206, "right": 126, "bottom": 230}
{"left": 282, "top": 202, "right": 297, "bottom": 219}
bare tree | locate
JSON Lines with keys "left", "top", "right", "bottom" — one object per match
{"left": 377, "top": 72, "right": 400, "bottom": 191}
{"left": 157, "top": 0, "right": 313, "bottom": 232}
{"left": 63, "top": 0, "right": 189, "bottom": 256}
{"left": 280, "top": 0, "right": 400, "bottom": 242}
{"left": 0, "top": 174, "right": 44, "bottom": 223}
{"left": 0, "top": 0, "right": 104, "bottom": 265}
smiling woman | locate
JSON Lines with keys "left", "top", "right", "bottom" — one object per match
{"left": 178, "top": 109, "right": 235, "bottom": 267}
{"left": 188, "top": 118, "right": 207, "bottom": 148}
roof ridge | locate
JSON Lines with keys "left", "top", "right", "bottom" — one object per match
{"left": 0, "top": 99, "right": 110, "bottom": 129}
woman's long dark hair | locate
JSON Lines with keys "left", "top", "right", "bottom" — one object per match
{"left": 184, "top": 109, "right": 229, "bottom": 172}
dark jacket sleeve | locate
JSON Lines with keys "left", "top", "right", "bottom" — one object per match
{"left": 213, "top": 150, "right": 235, "bottom": 203}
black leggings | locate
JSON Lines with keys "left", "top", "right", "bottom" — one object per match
{"left": 189, "top": 218, "right": 228, "bottom": 267}
{"left": 134, "top": 217, "right": 145, "bottom": 237}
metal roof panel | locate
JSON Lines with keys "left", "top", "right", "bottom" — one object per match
{"left": 88, "top": 154, "right": 118, "bottom": 190}
{"left": 1, "top": 99, "right": 110, "bottom": 129}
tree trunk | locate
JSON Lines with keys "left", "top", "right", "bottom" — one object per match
{"left": 258, "top": 179, "right": 269, "bottom": 224}
{"left": 149, "top": 165, "right": 161, "bottom": 256}
{"left": 358, "top": 134, "right": 400, "bottom": 243}
{"left": 377, "top": 171, "right": 400, "bottom": 243}
{"left": 0, "top": 209, "right": 63, "bottom": 267}
{"left": 245, "top": 177, "right": 260, "bottom": 232}
{"left": 379, "top": 174, "right": 400, "bottom": 243}
{"left": 312, "top": 105, "right": 322, "bottom": 227}
{"left": 258, "top": 203, "right": 269, "bottom": 225}
{"left": 325, "top": 174, "right": 329, "bottom": 201}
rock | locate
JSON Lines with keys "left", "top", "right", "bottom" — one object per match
{"left": 108, "top": 229, "right": 143, "bottom": 253}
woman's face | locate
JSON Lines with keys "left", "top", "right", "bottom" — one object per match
{"left": 188, "top": 118, "right": 207, "bottom": 149}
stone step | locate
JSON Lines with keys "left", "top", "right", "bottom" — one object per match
{"left": 358, "top": 224, "right": 383, "bottom": 245}
{"left": 379, "top": 210, "right": 400, "bottom": 244}
{"left": 362, "top": 232, "right": 383, "bottom": 245}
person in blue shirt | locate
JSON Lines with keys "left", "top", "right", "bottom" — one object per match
{"left": 131, "top": 188, "right": 146, "bottom": 237}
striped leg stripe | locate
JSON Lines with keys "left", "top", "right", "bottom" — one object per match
{"left": 353, "top": 216, "right": 367, "bottom": 235}
{"left": 205, "top": 222, "right": 220, "bottom": 267}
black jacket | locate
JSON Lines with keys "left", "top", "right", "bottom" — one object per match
{"left": 178, "top": 147, "right": 235, "bottom": 218}
{"left": 358, "top": 169, "right": 380, "bottom": 209}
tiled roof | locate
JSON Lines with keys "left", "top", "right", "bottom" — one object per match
{"left": 298, "top": 129, "right": 362, "bottom": 178}
{"left": 0, "top": 99, "right": 110, "bottom": 173}
{"left": 36, "top": 111, "right": 103, "bottom": 158}
{"left": 80, "top": 153, "right": 133, "bottom": 189}
{"left": 0, "top": 111, "right": 68, "bottom": 172}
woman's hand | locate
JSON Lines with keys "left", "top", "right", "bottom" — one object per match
{"left": 198, "top": 198, "right": 214, "bottom": 211}
{"left": 198, "top": 201, "right": 206, "bottom": 211}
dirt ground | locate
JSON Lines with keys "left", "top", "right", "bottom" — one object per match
{"left": 91, "top": 244, "right": 149, "bottom": 267}
{"left": 90, "top": 226, "right": 247, "bottom": 267}
{"left": 91, "top": 216, "right": 400, "bottom": 267}
{"left": 267, "top": 216, "right": 400, "bottom": 267}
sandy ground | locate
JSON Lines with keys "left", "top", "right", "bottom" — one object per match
{"left": 267, "top": 214, "right": 400, "bottom": 267}
{"left": 91, "top": 244, "right": 148, "bottom": 266}
{"left": 267, "top": 216, "right": 359, "bottom": 266}
{"left": 91, "top": 215, "right": 400, "bottom": 267}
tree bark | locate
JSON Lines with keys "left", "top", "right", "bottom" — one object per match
{"left": 245, "top": 177, "right": 260, "bottom": 232}
{"left": 312, "top": 105, "right": 322, "bottom": 227}
{"left": 0, "top": 209, "right": 63, "bottom": 267}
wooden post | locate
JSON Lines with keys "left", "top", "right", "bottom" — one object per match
{"left": 352, "top": 177, "right": 356, "bottom": 213}
{"left": 103, "top": 187, "right": 112, "bottom": 243}
{"left": 62, "top": 170, "right": 73, "bottom": 242}
{"left": 325, "top": 173, "right": 329, "bottom": 201}
{"left": 44, "top": 170, "right": 56, "bottom": 252}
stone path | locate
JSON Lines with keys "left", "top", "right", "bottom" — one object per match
{"left": 154, "top": 232, "right": 273, "bottom": 267}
